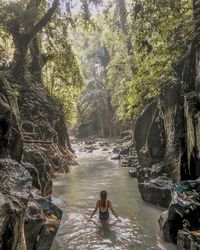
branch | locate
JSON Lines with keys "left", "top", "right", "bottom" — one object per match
{"left": 30, "top": 0, "right": 59, "bottom": 38}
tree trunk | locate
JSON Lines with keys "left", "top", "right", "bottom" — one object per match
{"left": 30, "top": 36, "right": 42, "bottom": 82}
{"left": 12, "top": 36, "right": 29, "bottom": 80}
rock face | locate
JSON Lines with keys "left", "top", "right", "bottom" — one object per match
{"left": 159, "top": 181, "right": 200, "bottom": 243}
{"left": 0, "top": 77, "right": 23, "bottom": 161}
{"left": 134, "top": 82, "right": 187, "bottom": 207}
{"left": 184, "top": 93, "right": 200, "bottom": 179}
{"left": 0, "top": 74, "right": 72, "bottom": 249}
{"left": 0, "top": 159, "right": 32, "bottom": 250}
{"left": 159, "top": 83, "right": 186, "bottom": 181}
{"left": 134, "top": 2, "right": 200, "bottom": 247}
{"left": 177, "top": 230, "right": 200, "bottom": 250}
{"left": 18, "top": 79, "right": 71, "bottom": 150}
{"left": 25, "top": 193, "right": 62, "bottom": 250}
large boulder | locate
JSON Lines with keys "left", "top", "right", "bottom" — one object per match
{"left": 159, "top": 180, "right": 200, "bottom": 243}
{"left": 25, "top": 193, "right": 62, "bottom": 250}
{"left": 138, "top": 177, "right": 172, "bottom": 208}
{"left": 0, "top": 159, "right": 32, "bottom": 250}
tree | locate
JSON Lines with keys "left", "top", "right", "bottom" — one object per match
{"left": 0, "top": 0, "right": 59, "bottom": 79}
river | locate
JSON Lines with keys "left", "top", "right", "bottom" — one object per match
{"left": 51, "top": 146, "right": 176, "bottom": 250}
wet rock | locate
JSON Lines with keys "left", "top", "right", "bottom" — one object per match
{"left": 85, "top": 140, "right": 95, "bottom": 145}
{"left": 25, "top": 193, "right": 62, "bottom": 250}
{"left": 150, "top": 162, "right": 167, "bottom": 178}
{"left": 112, "top": 146, "right": 120, "bottom": 154}
{"left": 121, "top": 160, "right": 129, "bottom": 167}
{"left": 138, "top": 177, "right": 172, "bottom": 208}
{"left": 0, "top": 159, "right": 32, "bottom": 250}
{"left": 137, "top": 167, "right": 151, "bottom": 183}
{"left": 177, "top": 230, "right": 200, "bottom": 249}
{"left": 110, "top": 154, "right": 120, "bottom": 160}
{"left": 23, "top": 163, "right": 42, "bottom": 192}
{"left": 129, "top": 169, "right": 137, "bottom": 178}
{"left": 119, "top": 147, "right": 129, "bottom": 155}
{"left": 25, "top": 200, "right": 45, "bottom": 249}
{"left": 159, "top": 180, "right": 200, "bottom": 243}
{"left": 85, "top": 145, "right": 94, "bottom": 151}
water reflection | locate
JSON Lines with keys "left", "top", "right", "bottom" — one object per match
{"left": 52, "top": 149, "right": 176, "bottom": 250}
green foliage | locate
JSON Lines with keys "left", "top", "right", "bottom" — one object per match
{"left": 0, "top": 0, "right": 195, "bottom": 128}
{"left": 43, "top": 15, "right": 84, "bottom": 125}
{"left": 99, "top": 0, "right": 194, "bottom": 122}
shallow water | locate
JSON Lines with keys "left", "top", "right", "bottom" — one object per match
{"left": 51, "top": 148, "right": 176, "bottom": 250}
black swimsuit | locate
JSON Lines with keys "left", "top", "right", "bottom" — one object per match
{"left": 99, "top": 200, "right": 109, "bottom": 221}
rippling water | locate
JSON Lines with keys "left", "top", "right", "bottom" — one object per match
{"left": 51, "top": 148, "right": 176, "bottom": 250}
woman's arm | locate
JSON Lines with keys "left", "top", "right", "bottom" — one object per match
{"left": 109, "top": 201, "right": 121, "bottom": 220}
{"left": 88, "top": 200, "right": 99, "bottom": 221}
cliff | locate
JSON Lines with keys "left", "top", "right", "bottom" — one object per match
{"left": 0, "top": 73, "right": 73, "bottom": 249}
{"left": 134, "top": 0, "right": 200, "bottom": 247}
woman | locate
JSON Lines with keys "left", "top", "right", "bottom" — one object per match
{"left": 88, "top": 190, "right": 120, "bottom": 222}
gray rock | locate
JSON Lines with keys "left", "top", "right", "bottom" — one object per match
{"left": 23, "top": 145, "right": 53, "bottom": 197}
{"left": 110, "top": 154, "right": 120, "bottom": 160}
{"left": 138, "top": 177, "right": 172, "bottom": 208}
{"left": 129, "top": 169, "right": 137, "bottom": 178}
{"left": 0, "top": 79, "right": 23, "bottom": 161}
{"left": 25, "top": 193, "right": 62, "bottom": 250}
{"left": 177, "top": 230, "right": 200, "bottom": 250}
{"left": 159, "top": 180, "right": 200, "bottom": 243}
{"left": 0, "top": 159, "right": 32, "bottom": 250}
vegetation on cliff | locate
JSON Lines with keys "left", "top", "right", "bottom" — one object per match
{"left": 0, "top": 0, "right": 194, "bottom": 131}
{"left": 73, "top": 0, "right": 193, "bottom": 127}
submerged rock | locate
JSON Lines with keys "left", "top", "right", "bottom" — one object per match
{"left": 129, "top": 169, "right": 137, "bottom": 178}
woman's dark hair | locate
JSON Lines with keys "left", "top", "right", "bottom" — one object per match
{"left": 100, "top": 190, "right": 107, "bottom": 207}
